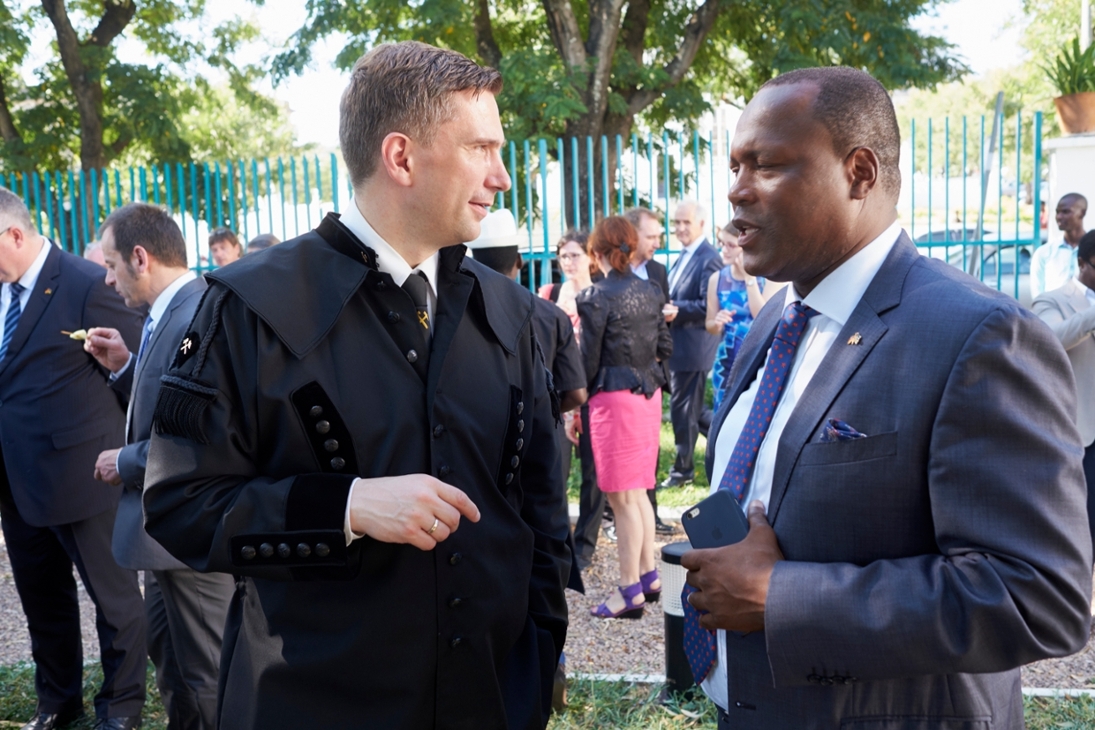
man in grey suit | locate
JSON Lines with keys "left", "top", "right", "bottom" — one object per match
{"left": 1033, "top": 229, "right": 1095, "bottom": 558}
{"left": 682, "top": 67, "right": 1091, "bottom": 729}
{"left": 84, "top": 203, "right": 233, "bottom": 730}
{"left": 662, "top": 199, "right": 721, "bottom": 487}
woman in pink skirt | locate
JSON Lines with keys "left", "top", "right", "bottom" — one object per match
{"left": 577, "top": 216, "right": 673, "bottom": 619}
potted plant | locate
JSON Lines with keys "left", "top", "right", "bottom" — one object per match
{"left": 1045, "top": 36, "right": 1095, "bottom": 134}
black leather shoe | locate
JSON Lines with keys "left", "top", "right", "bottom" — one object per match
{"left": 20, "top": 709, "right": 83, "bottom": 730}
{"left": 654, "top": 517, "right": 678, "bottom": 536}
{"left": 659, "top": 474, "right": 692, "bottom": 489}
{"left": 93, "top": 718, "right": 142, "bottom": 730}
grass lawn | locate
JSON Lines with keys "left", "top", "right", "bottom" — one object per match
{"left": 2, "top": 663, "right": 1094, "bottom": 728}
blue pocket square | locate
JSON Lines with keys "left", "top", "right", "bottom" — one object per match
{"left": 820, "top": 418, "right": 868, "bottom": 443}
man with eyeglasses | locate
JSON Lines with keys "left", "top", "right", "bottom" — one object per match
{"left": 661, "top": 199, "right": 721, "bottom": 488}
{"left": 1033, "top": 228, "right": 1095, "bottom": 562}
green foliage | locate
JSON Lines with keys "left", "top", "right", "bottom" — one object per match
{"left": 272, "top": 0, "right": 966, "bottom": 141}
{"left": 1043, "top": 36, "right": 1095, "bottom": 95}
{"left": 0, "top": 0, "right": 297, "bottom": 174}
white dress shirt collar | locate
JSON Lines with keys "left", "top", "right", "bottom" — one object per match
{"left": 631, "top": 259, "right": 650, "bottom": 280}
{"left": 786, "top": 220, "right": 903, "bottom": 327}
{"left": 16, "top": 238, "right": 53, "bottom": 295}
{"left": 339, "top": 197, "right": 439, "bottom": 300}
{"left": 148, "top": 270, "right": 198, "bottom": 330}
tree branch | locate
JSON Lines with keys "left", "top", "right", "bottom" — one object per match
{"left": 0, "top": 74, "right": 21, "bottom": 143}
{"left": 541, "top": 0, "right": 586, "bottom": 74}
{"left": 87, "top": 0, "right": 135, "bottom": 48}
{"left": 580, "top": 0, "right": 626, "bottom": 126}
{"left": 619, "top": 0, "right": 650, "bottom": 65}
{"left": 472, "top": 0, "right": 502, "bottom": 69}
{"left": 624, "top": 0, "right": 721, "bottom": 116}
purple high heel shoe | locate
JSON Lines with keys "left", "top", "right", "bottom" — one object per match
{"left": 590, "top": 582, "right": 645, "bottom": 619}
{"left": 640, "top": 569, "right": 661, "bottom": 603}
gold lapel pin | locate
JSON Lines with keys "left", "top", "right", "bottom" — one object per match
{"left": 44, "top": 288, "right": 52, "bottom": 295}
{"left": 847, "top": 332, "right": 862, "bottom": 346}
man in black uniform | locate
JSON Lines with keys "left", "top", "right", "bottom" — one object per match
{"left": 143, "top": 41, "right": 571, "bottom": 730}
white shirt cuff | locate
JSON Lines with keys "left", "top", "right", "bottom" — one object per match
{"left": 108, "top": 352, "right": 134, "bottom": 382}
{"left": 343, "top": 478, "right": 367, "bottom": 545}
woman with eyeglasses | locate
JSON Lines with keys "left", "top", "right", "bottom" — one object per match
{"left": 578, "top": 216, "right": 672, "bottom": 619}
{"left": 705, "top": 222, "right": 785, "bottom": 410}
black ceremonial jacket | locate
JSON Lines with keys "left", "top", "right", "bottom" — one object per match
{"left": 142, "top": 214, "right": 571, "bottom": 730}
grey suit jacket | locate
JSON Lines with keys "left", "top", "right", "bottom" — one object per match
{"left": 705, "top": 233, "right": 1092, "bottom": 729}
{"left": 667, "top": 239, "right": 721, "bottom": 372}
{"left": 1032, "top": 279, "right": 1095, "bottom": 446}
{"left": 110, "top": 276, "right": 207, "bottom": 570}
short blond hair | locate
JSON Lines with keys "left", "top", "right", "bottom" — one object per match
{"left": 339, "top": 41, "right": 503, "bottom": 187}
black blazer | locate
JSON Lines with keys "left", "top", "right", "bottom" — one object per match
{"left": 577, "top": 268, "right": 672, "bottom": 397}
{"left": 144, "top": 215, "right": 570, "bottom": 730}
{"left": 646, "top": 258, "right": 670, "bottom": 304}
{"left": 667, "top": 239, "right": 721, "bottom": 372}
{"left": 0, "top": 244, "right": 142, "bottom": 526}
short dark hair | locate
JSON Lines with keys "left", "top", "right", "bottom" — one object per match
{"left": 246, "top": 233, "right": 280, "bottom": 253}
{"left": 1078, "top": 231, "right": 1095, "bottom": 263}
{"left": 209, "top": 228, "right": 240, "bottom": 249}
{"left": 472, "top": 246, "right": 520, "bottom": 275}
{"left": 760, "top": 67, "right": 901, "bottom": 201}
{"left": 100, "top": 203, "right": 187, "bottom": 268}
{"left": 340, "top": 41, "right": 503, "bottom": 187}
{"left": 623, "top": 207, "right": 659, "bottom": 229}
{"left": 556, "top": 228, "right": 589, "bottom": 254}
{"left": 1061, "top": 193, "right": 1088, "bottom": 215}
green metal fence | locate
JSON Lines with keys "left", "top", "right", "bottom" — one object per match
{"left": 0, "top": 111, "right": 1046, "bottom": 302}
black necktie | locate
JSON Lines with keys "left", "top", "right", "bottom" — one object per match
{"left": 402, "top": 271, "right": 431, "bottom": 336}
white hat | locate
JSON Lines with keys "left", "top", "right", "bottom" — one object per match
{"left": 466, "top": 208, "right": 523, "bottom": 249}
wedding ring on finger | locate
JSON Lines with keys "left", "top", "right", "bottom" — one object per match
{"left": 427, "top": 518, "right": 439, "bottom": 535}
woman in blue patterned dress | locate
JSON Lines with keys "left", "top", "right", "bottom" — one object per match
{"left": 705, "top": 223, "right": 785, "bottom": 410}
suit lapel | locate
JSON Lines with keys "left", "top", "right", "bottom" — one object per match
{"left": 765, "top": 236, "right": 917, "bottom": 523}
{"left": 670, "top": 239, "right": 708, "bottom": 298}
{"left": 0, "top": 244, "right": 61, "bottom": 378}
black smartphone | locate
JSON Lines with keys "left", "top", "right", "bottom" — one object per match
{"left": 681, "top": 489, "right": 751, "bottom": 549}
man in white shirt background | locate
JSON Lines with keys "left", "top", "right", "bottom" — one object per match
{"left": 1032, "top": 228, "right": 1095, "bottom": 565}
{"left": 1030, "top": 193, "right": 1087, "bottom": 298}
{"left": 681, "top": 66, "right": 1090, "bottom": 729}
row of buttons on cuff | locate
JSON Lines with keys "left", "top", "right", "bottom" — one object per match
{"left": 239, "top": 541, "right": 332, "bottom": 561}
{"left": 308, "top": 405, "right": 347, "bottom": 471}
{"left": 805, "top": 673, "right": 858, "bottom": 686}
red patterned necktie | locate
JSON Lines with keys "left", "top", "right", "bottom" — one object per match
{"left": 682, "top": 300, "right": 818, "bottom": 684}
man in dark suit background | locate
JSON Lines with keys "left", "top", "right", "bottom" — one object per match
{"left": 84, "top": 203, "right": 233, "bottom": 730}
{"left": 0, "top": 187, "right": 146, "bottom": 730}
{"left": 661, "top": 199, "right": 721, "bottom": 487}
{"left": 682, "top": 67, "right": 1091, "bottom": 729}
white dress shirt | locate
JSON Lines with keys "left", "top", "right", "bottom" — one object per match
{"left": 112, "top": 270, "right": 199, "bottom": 379}
{"left": 1030, "top": 240, "right": 1078, "bottom": 299}
{"left": 0, "top": 239, "right": 53, "bottom": 346}
{"left": 340, "top": 198, "right": 438, "bottom": 325}
{"left": 339, "top": 198, "right": 440, "bottom": 543}
{"left": 700, "top": 221, "right": 902, "bottom": 710}
{"left": 667, "top": 240, "right": 701, "bottom": 293}
{"left": 631, "top": 260, "right": 650, "bottom": 281}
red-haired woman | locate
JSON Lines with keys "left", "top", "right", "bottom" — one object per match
{"left": 578, "top": 216, "right": 673, "bottom": 619}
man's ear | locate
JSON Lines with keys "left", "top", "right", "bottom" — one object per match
{"left": 132, "top": 245, "right": 151, "bottom": 274}
{"left": 846, "top": 147, "right": 880, "bottom": 200}
{"left": 379, "top": 132, "right": 414, "bottom": 188}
